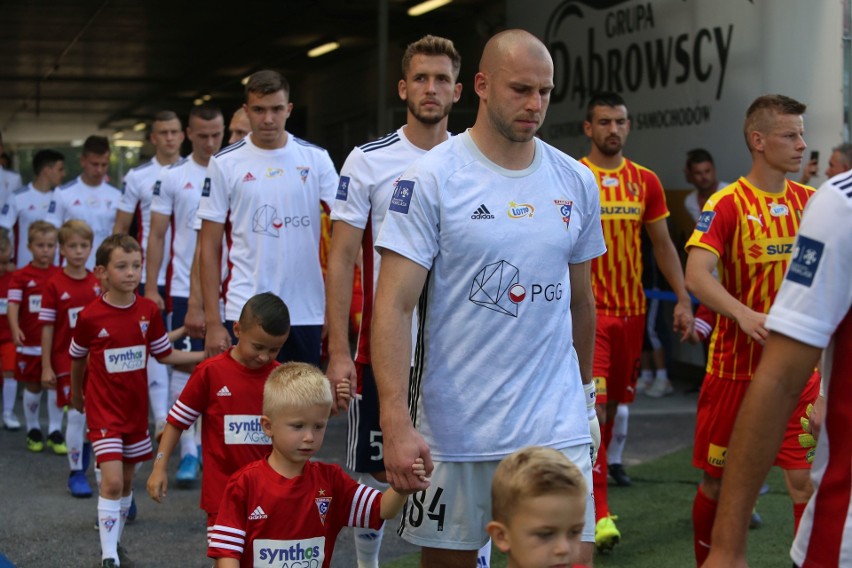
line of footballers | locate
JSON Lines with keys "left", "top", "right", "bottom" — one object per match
{"left": 0, "top": 33, "right": 837, "bottom": 568}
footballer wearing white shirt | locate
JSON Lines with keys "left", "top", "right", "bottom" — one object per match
{"left": 46, "top": 136, "right": 120, "bottom": 271}
{"left": 0, "top": 133, "right": 22, "bottom": 209}
{"left": 114, "top": 111, "right": 184, "bottom": 293}
{"left": 198, "top": 70, "right": 337, "bottom": 367}
{"left": 325, "top": 35, "right": 464, "bottom": 568}
{"left": 148, "top": 105, "right": 225, "bottom": 485}
{"left": 0, "top": 150, "right": 65, "bottom": 267}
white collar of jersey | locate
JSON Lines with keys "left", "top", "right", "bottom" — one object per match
{"left": 460, "top": 130, "right": 542, "bottom": 178}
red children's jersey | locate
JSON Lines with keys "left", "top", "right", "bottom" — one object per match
{"left": 581, "top": 158, "right": 670, "bottom": 317}
{"left": 0, "top": 272, "right": 13, "bottom": 343}
{"left": 208, "top": 459, "right": 383, "bottom": 568}
{"left": 39, "top": 270, "right": 101, "bottom": 376}
{"left": 167, "top": 349, "right": 278, "bottom": 513}
{"left": 686, "top": 177, "right": 813, "bottom": 380}
{"left": 70, "top": 294, "right": 171, "bottom": 432}
{"left": 8, "top": 263, "right": 61, "bottom": 348}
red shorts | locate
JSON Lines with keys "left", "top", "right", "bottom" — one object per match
{"left": 14, "top": 351, "right": 42, "bottom": 383}
{"left": 55, "top": 374, "right": 71, "bottom": 408}
{"left": 88, "top": 428, "right": 153, "bottom": 465}
{"left": 693, "top": 371, "right": 820, "bottom": 477}
{"left": 593, "top": 314, "right": 645, "bottom": 404}
{"left": 0, "top": 342, "right": 15, "bottom": 374}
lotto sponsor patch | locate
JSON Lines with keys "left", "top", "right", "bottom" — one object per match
{"left": 786, "top": 235, "right": 824, "bottom": 287}
{"left": 696, "top": 211, "right": 715, "bottom": 232}
{"left": 389, "top": 180, "right": 414, "bottom": 214}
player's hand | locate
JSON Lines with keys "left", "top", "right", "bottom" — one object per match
{"left": 146, "top": 467, "right": 168, "bottom": 503}
{"left": 734, "top": 307, "right": 768, "bottom": 345}
{"left": 185, "top": 301, "right": 206, "bottom": 339}
{"left": 204, "top": 321, "right": 231, "bottom": 358}
{"left": 381, "top": 416, "right": 432, "bottom": 493}
{"left": 41, "top": 368, "right": 57, "bottom": 389}
{"left": 799, "top": 403, "right": 818, "bottom": 463}
{"left": 326, "top": 354, "right": 357, "bottom": 414}
{"left": 145, "top": 287, "right": 165, "bottom": 311}
{"left": 673, "top": 299, "right": 695, "bottom": 342}
{"left": 70, "top": 391, "right": 84, "bottom": 413}
{"left": 12, "top": 329, "right": 25, "bottom": 346}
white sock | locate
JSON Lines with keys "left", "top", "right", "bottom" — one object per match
{"left": 119, "top": 492, "right": 133, "bottom": 540}
{"left": 179, "top": 428, "right": 198, "bottom": 458}
{"left": 477, "top": 540, "right": 492, "bottom": 567}
{"left": 98, "top": 496, "right": 121, "bottom": 562}
{"left": 95, "top": 465, "right": 102, "bottom": 490}
{"left": 3, "top": 377, "right": 17, "bottom": 413}
{"left": 640, "top": 369, "right": 653, "bottom": 382}
{"left": 66, "top": 409, "right": 87, "bottom": 471}
{"left": 354, "top": 475, "right": 390, "bottom": 568}
{"left": 147, "top": 358, "right": 170, "bottom": 424}
{"left": 23, "top": 390, "right": 41, "bottom": 432}
{"left": 655, "top": 369, "right": 669, "bottom": 381}
{"left": 46, "top": 389, "right": 64, "bottom": 434}
{"left": 609, "top": 404, "right": 629, "bottom": 465}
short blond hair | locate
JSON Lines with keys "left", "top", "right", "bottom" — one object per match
{"left": 491, "top": 446, "right": 587, "bottom": 523}
{"left": 27, "top": 220, "right": 57, "bottom": 244}
{"left": 743, "top": 94, "right": 806, "bottom": 151}
{"left": 58, "top": 219, "right": 94, "bottom": 246}
{"left": 263, "top": 362, "right": 333, "bottom": 418}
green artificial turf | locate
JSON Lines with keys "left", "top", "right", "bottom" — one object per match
{"left": 384, "top": 447, "right": 796, "bottom": 567}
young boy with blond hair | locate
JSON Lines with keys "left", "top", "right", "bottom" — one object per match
{"left": 7, "top": 220, "right": 61, "bottom": 452}
{"left": 487, "top": 447, "right": 590, "bottom": 568}
{"left": 208, "top": 362, "right": 423, "bottom": 568}
{"left": 70, "top": 233, "right": 204, "bottom": 568}
{"left": 40, "top": 219, "right": 101, "bottom": 497}
{"left": 148, "top": 292, "right": 290, "bottom": 538}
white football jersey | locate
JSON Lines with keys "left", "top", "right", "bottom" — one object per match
{"left": 47, "top": 176, "right": 122, "bottom": 271}
{"left": 118, "top": 157, "right": 172, "bottom": 286}
{"left": 375, "top": 131, "right": 607, "bottom": 461}
{"left": 151, "top": 155, "right": 207, "bottom": 298}
{"left": 197, "top": 133, "right": 338, "bottom": 324}
{"left": 0, "top": 169, "right": 23, "bottom": 209}
{"left": 0, "top": 184, "right": 57, "bottom": 267}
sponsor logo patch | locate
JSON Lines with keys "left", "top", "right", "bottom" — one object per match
{"left": 471, "top": 204, "right": 494, "bottom": 220}
{"left": 28, "top": 294, "right": 42, "bottom": 314}
{"left": 786, "top": 235, "right": 824, "bottom": 287}
{"left": 201, "top": 178, "right": 211, "bottom": 197}
{"left": 600, "top": 200, "right": 643, "bottom": 220}
{"left": 68, "top": 306, "right": 83, "bottom": 329}
{"left": 696, "top": 211, "right": 715, "bottom": 232}
{"left": 389, "top": 180, "right": 414, "bottom": 214}
{"left": 104, "top": 345, "right": 146, "bottom": 373}
{"left": 769, "top": 203, "right": 789, "bottom": 217}
{"left": 266, "top": 167, "right": 284, "bottom": 179}
{"left": 742, "top": 237, "right": 796, "bottom": 264}
{"left": 254, "top": 537, "right": 325, "bottom": 566}
{"left": 707, "top": 443, "right": 727, "bottom": 468}
{"left": 224, "top": 415, "right": 271, "bottom": 445}
{"left": 336, "top": 176, "right": 350, "bottom": 201}
{"left": 508, "top": 201, "right": 535, "bottom": 219}
{"left": 602, "top": 177, "right": 619, "bottom": 187}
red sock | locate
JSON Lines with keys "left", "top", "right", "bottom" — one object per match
{"left": 693, "top": 486, "right": 718, "bottom": 567}
{"left": 793, "top": 501, "right": 806, "bottom": 535}
{"left": 593, "top": 439, "right": 609, "bottom": 521}
{"left": 602, "top": 418, "right": 614, "bottom": 449}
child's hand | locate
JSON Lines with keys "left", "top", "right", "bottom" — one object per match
{"left": 147, "top": 466, "right": 168, "bottom": 503}
{"left": 12, "top": 329, "right": 25, "bottom": 347}
{"left": 412, "top": 457, "right": 429, "bottom": 485}
{"left": 41, "top": 368, "right": 57, "bottom": 389}
{"left": 335, "top": 378, "right": 352, "bottom": 406}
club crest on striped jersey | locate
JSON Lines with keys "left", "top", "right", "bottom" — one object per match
{"left": 139, "top": 317, "right": 149, "bottom": 338}
{"left": 315, "top": 491, "right": 331, "bottom": 525}
{"left": 626, "top": 181, "right": 640, "bottom": 196}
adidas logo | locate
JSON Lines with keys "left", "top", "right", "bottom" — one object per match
{"left": 243, "top": 172, "right": 256, "bottom": 182}
{"left": 72, "top": 199, "right": 82, "bottom": 206}
{"left": 183, "top": 182, "right": 194, "bottom": 189}
{"left": 471, "top": 204, "right": 494, "bottom": 220}
{"left": 248, "top": 506, "right": 268, "bottom": 520}
{"left": 98, "top": 328, "right": 110, "bottom": 338}
{"left": 60, "top": 292, "right": 71, "bottom": 300}
{"left": 217, "top": 386, "right": 232, "bottom": 397}
{"left": 27, "top": 280, "right": 37, "bottom": 288}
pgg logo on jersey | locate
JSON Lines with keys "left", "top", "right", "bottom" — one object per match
{"left": 254, "top": 537, "right": 325, "bottom": 567}
{"left": 469, "top": 260, "right": 564, "bottom": 317}
{"left": 224, "top": 415, "right": 271, "bottom": 445}
{"left": 742, "top": 236, "right": 796, "bottom": 264}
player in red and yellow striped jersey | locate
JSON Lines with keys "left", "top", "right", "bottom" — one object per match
{"left": 685, "top": 94, "right": 819, "bottom": 566}
{"left": 581, "top": 92, "right": 694, "bottom": 551}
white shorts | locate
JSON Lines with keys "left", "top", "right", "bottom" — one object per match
{"left": 398, "top": 443, "right": 595, "bottom": 549}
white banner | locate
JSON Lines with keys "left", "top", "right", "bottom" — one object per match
{"left": 508, "top": 0, "right": 845, "bottom": 188}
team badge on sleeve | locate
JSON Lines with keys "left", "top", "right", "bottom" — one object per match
{"left": 0, "top": 204, "right": 7, "bottom": 215}
{"left": 153, "top": 181, "right": 161, "bottom": 196}
{"left": 201, "top": 178, "right": 211, "bottom": 197}
{"left": 696, "top": 211, "right": 715, "bottom": 232}
{"left": 786, "top": 235, "right": 824, "bottom": 287}
{"left": 389, "top": 180, "right": 415, "bottom": 214}
{"left": 336, "top": 176, "right": 350, "bottom": 201}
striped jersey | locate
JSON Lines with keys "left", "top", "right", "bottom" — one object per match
{"left": 331, "top": 127, "right": 432, "bottom": 364}
{"left": 767, "top": 172, "right": 852, "bottom": 568}
{"left": 580, "top": 157, "right": 670, "bottom": 317}
{"left": 686, "top": 177, "right": 814, "bottom": 380}
{"left": 208, "top": 458, "right": 383, "bottom": 568}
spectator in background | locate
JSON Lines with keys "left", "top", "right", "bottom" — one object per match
{"left": 683, "top": 148, "right": 726, "bottom": 224}
{"left": 800, "top": 142, "right": 852, "bottom": 186}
